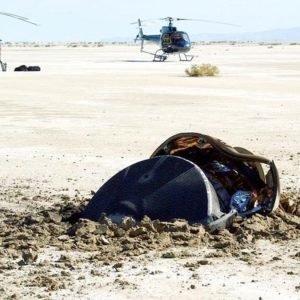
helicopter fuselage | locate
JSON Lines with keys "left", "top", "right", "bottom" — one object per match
{"left": 142, "top": 26, "right": 191, "bottom": 54}
{"left": 134, "top": 18, "right": 194, "bottom": 61}
{"left": 134, "top": 16, "right": 237, "bottom": 61}
{"left": 160, "top": 27, "right": 191, "bottom": 54}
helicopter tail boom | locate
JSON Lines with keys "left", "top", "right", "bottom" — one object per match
{"left": 134, "top": 19, "right": 160, "bottom": 51}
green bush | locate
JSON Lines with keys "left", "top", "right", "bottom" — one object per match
{"left": 185, "top": 64, "right": 219, "bottom": 77}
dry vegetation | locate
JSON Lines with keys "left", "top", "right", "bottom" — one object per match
{"left": 185, "top": 64, "right": 220, "bottom": 77}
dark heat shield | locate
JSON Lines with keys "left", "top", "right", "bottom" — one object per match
{"left": 81, "top": 155, "right": 220, "bottom": 223}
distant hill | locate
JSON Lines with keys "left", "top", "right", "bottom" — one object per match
{"left": 191, "top": 27, "right": 300, "bottom": 42}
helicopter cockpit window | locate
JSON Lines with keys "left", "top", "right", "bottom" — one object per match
{"left": 162, "top": 34, "right": 172, "bottom": 45}
{"left": 171, "top": 32, "right": 190, "bottom": 47}
{"left": 162, "top": 32, "right": 191, "bottom": 48}
{"left": 181, "top": 33, "right": 190, "bottom": 42}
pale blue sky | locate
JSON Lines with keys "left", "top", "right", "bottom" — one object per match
{"left": 0, "top": 0, "right": 299, "bottom": 41}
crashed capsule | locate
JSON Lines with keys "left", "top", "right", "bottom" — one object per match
{"left": 80, "top": 133, "right": 280, "bottom": 230}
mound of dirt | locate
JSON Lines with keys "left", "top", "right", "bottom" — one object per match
{"left": 0, "top": 190, "right": 299, "bottom": 299}
{"left": 0, "top": 192, "right": 299, "bottom": 265}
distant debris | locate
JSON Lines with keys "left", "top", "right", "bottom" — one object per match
{"left": 14, "top": 65, "right": 41, "bottom": 72}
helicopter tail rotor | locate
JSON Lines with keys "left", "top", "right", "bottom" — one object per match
{"left": 133, "top": 19, "right": 145, "bottom": 51}
{"left": 135, "top": 19, "right": 144, "bottom": 41}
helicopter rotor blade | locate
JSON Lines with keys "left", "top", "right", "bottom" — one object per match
{"left": 159, "top": 16, "right": 240, "bottom": 27}
{"left": 130, "top": 19, "right": 161, "bottom": 26}
{"left": 0, "top": 12, "right": 27, "bottom": 20}
{"left": 131, "top": 17, "right": 240, "bottom": 27}
{"left": 160, "top": 17, "right": 173, "bottom": 21}
{"left": 0, "top": 11, "right": 30, "bottom": 19}
{"left": 0, "top": 11, "right": 38, "bottom": 25}
{"left": 175, "top": 18, "right": 240, "bottom": 27}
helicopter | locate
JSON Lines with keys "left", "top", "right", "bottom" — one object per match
{"left": 132, "top": 17, "right": 238, "bottom": 62}
{"left": 0, "top": 11, "right": 37, "bottom": 71}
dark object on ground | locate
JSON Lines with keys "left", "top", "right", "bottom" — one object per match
{"left": 14, "top": 65, "right": 28, "bottom": 71}
{"left": 14, "top": 65, "right": 41, "bottom": 71}
{"left": 81, "top": 132, "right": 280, "bottom": 230}
{"left": 27, "top": 66, "right": 41, "bottom": 71}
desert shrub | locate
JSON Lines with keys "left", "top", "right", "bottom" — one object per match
{"left": 185, "top": 64, "right": 219, "bottom": 77}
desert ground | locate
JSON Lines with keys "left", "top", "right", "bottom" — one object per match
{"left": 0, "top": 43, "right": 299, "bottom": 299}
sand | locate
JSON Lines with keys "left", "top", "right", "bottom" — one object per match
{"left": 0, "top": 44, "right": 299, "bottom": 299}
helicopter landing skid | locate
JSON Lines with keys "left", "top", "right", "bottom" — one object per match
{"left": 153, "top": 49, "right": 167, "bottom": 62}
{"left": 0, "top": 60, "right": 7, "bottom": 72}
{"left": 179, "top": 53, "right": 194, "bottom": 61}
{"left": 140, "top": 49, "right": 167, "bottom": 62}
{"left": 140, "top": 49, "right": 194, "bottom": 62}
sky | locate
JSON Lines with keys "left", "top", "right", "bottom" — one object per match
{"left": 0, "top": 0, "right": 300, "bottom": 42}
